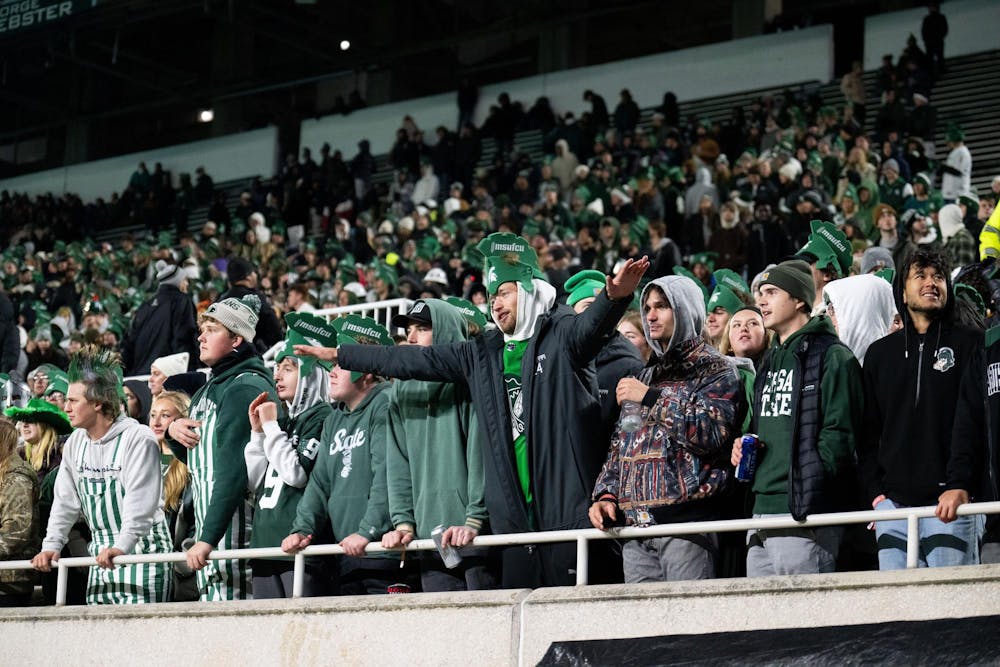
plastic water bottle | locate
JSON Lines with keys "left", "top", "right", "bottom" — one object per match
{"left": 619, "top": 400, "right": 643, "bottom": 433}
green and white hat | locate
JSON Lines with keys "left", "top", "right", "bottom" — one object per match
{"left": 332, "top": 315, "right": 394, "bottom": 382}
{"left": 278, "top": 313, "right": 340, "bottom": 374}
{"left": 444, "top": 296, "right": 488, "bottom": 330}
{"left": 797, "top": 220, "right": 852, "bottom": 278}
{"left": 203, "top": 294, "right": 261, "bottom": 341}
{"left": 712, "top": 268, "right": 749, "bottom": 295}
{"left": 707, "top": 284, "right": 744, "bottom": 315}
{"left": 477, "top": 232, "right": 543, "bottom": 295}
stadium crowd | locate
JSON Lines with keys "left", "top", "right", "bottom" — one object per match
{"left": 1, "top": 27, "right": 1000, "bottom": 603}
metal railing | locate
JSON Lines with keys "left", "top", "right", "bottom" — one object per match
{"left": 2, "top": 501, "right": 997, "bottom": 605}
{"left": 261, "top": 298, "right": 415, "bottom": 366}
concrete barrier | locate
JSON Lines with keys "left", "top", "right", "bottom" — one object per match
{"left": 4, "top": 565, "right": 1000, "bottom": 666}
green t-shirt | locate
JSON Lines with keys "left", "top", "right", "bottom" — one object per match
{"left": 502, "top": 340, "right": 531, "bottom": 506}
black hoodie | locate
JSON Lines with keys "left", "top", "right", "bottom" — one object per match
{"left": 859, "top": 266, "right": 982, "bottom": 506}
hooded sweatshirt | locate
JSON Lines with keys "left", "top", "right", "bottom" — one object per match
{"left": 751, "top": 316, "right": 864, "bottom": 515}
{"left": 45, "top": 416, "right": 168, "bottom": 554}
{"left": 856, "top": 179, "right": 881, "bottom": 240}
{"left": 593, "top": 276, "right": 743, "bottom": 523}
{"left": 823, "top": 275, "right": 897, "bottom": 365}
{"left": 684, "top": 166, "right": 720, "bottom": 217}
{"left": 244, "top": 360, "right": 333, "bottom": 553}
{"left": 938, "top": 203, "right": 978, "bottom": 269}
{"left": 386, "top": 299, "right": 486, "bottom": 538}
{"left": 292, "top": 382, "right": 393, "bottom": 556}
{"left": 859, "top": 266, "right": 981, "bottom": 506}
{"left": 168, "top": 346, "right": 277, "bottom": 547}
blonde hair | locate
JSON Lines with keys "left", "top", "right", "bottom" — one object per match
{"left": 0, "top": 418, "right": 21, "bottom": 481}
{"left": 27, "top": 422, "right": 59, "bottom": 472}
{"left": 153, "top": 391, "right": 191, "bottom": 512}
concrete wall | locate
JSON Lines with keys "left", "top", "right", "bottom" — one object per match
{"left": 863, "top": 0, "right": 1000, "bottom": 71}
{"left": 4, "top": 565, "right": 1000, "bottom": 666}
{"left": 300, "top": 25, "right": 835, "bottom": 156}
{"left": 0, "top": 126, "right": 279, "bottom": 201}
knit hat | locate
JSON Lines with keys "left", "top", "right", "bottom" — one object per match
{"left": 689, "top": 251, "right": 717, "bottom": 272}
{"left": 861, "top": 247, "right": 895, "bottom": 274}
{"left": 946, "top": 123, "right": 965, "bottom": 143}
{"left": 423, "top": 267, "right": 449, "bottom": 287}
{"left": 758, "top": 259, "right": 815, "bottom": 307}
{"left": 151, "top": 352, "right": 190, "bottom": 378}
{"left": 226, "top": 257, "right": 256, "bottom": 285}
{"left": 202, "top": 294, "right": 261, "bottom": 341}
{"left": 564, "top": 270, "right": 607, "bottom": 307}
{"left": 913, "top": 172, "right": 932, "bottom": 188}
{"left": 881, "top": 158, "right": 899, "bottom": 174}
{"left": 5, "top": 398, "right": 72, "bottom": 435}
{"left": 155, "top": 260, "right": 186, "bottom": 288}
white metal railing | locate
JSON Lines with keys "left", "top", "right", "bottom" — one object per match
{"left": 2, "top": 501, "right": 997, "bottom": 605}
{"left": 261, "top": 298, "right": 415, "bottom": 366}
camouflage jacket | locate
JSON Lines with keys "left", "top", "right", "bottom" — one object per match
{"left": 0, "top": 457, "right": 40, "bottom": 590}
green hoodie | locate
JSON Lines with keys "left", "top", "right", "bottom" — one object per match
{"left": 385, "top": 300, "right": 486, "bottom": 538}
{"left": 292, "top": 382, "right": 393, "bottom": 557}
{"left": 751, "top": 316, "right": 863, "bottom": 515}
{"left": 179, "top": 352, "right": 277, "bottom": 547}
{"left": 855, "top": 179, "right": 881, "bottom": 241}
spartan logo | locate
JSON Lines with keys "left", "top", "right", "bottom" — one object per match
{"left": 933, "top": 346, "right": 955, "bottom": 372}
{"left": 505, "top": 376, "right": 524, "bottom": 438}
{"left": 486, "top": 265, "right": 498, "bottom": 286}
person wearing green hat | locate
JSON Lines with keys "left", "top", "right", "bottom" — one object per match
{"left": 283, "top": 315, "right": 402, "bottom": 595}
{"left": 166, "top": 294, "right": 278, "bottom": 601}
{"left": 564, "top": 270, "right": 644, "bottom": 444}
{"left": 32, "top": 347, "right": 174, "bottom": 604}
{"left": 796, "top": 220, "right": 855, "bottom": 315}
{"left": 705, "top": 283, "right": 753, "bottom": 349}
{"left": 940, "top": 123, "right": 971, "bottom": 202}
{"left": 294, "top": 233, "right": 651, "bottom": 588}
{"left": 243, "top": 313, "right": 336, "bottom": 599}
{"left": 43, "top": 371, "right": 69, "bottom": 411}
{"left": 731, "top": 259, "right": 864, "bottom": 577}
{"left": 379, "top": 299, "right": 494, "bottom": 591}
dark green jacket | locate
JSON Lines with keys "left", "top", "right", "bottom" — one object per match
{"left": 751, "top": 316, "right": 863, "bottom": 515}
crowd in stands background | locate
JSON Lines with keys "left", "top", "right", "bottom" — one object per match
{"left": 0, "top": 8, "right": 999, "bottom": 604}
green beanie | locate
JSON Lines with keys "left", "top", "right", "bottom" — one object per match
{"left": 707, "top": 284, "right": 745, "bottom": 315}
{"left": 759, "top": 259, "right": 816, "bottom": 307}
{"left": 564, "top": 270, "right": 606, "bottom": 307}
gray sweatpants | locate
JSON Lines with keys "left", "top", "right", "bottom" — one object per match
{"left": 746, "top": 514, "right": 843, "bottom": 577}
{"left": 622, "top": 534, "right": 717, "bottom": 583}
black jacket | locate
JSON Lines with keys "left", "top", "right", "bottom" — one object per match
{"left": 0, "top": 292, "right": 19, "bottom": 374}
{"left": 120, "top": 284, "right": 198, "bottom": 376}
{"left": 595, "top": 333, "right": 644, "bottom": 444}
{"left": 339, "top": 290, "right": 629, "bottom": 535}
{"left": 218, "top": 285, "right": 284, "bottom": 355}
{"left": 861, "top": 317, "right": 981, "bottom": 506}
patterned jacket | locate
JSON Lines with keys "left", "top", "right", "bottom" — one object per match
{"left": 0, "top": 456, "right": 39, "bottom": 591}
{"left": 593, "top": 338, "right": 744, "bottom": 525}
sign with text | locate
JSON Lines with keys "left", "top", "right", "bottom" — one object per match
{"left": 0, "top": 0, "right": 94, "bottom": 35}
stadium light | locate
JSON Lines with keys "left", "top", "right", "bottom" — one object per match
{"left": 198, "top": 109, "right": 214, "bottom": 123}
{"left": 339, "top": 40, "right": 350, "bottom": 51}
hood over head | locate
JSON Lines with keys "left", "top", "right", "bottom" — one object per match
{"left": 937, "top": 203, "right": 965, "bottom": 242}
{"left": 639, "top": 275, "right": 706, "bottom": 356}
{"left": 493, "top": 278, "right": 557, "bottom": 342}
{"left": 823, "top": 274, "right": 896, "bottom": 364}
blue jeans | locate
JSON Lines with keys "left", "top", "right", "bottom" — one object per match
{"left": 874, "top": 498, "right": 984, "bottom": 570}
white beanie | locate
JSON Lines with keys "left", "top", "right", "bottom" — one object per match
{"left": 203, "top": 294, "right": 261, "bottom": 341}
{"left": 155, "top": 260, "right": 186, "bottom": 288}
{"left": 151, "top": 352, "right": 189, "bottom": 378}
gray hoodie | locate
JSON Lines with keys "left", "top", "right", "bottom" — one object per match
{"left": 639, "top": 275, "right": 707, "bottom": 356}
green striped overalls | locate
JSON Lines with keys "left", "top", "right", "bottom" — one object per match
{"left": 76, "top": 435, "right": 172, "bottom": 605}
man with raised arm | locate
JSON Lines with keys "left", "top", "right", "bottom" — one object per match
{"left": 295, "top": 233, "right": 649, "bottom": 588}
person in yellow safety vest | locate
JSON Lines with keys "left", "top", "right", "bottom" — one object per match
{"left": 980, "top": 204, "right": 1000, "bottom": 260}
